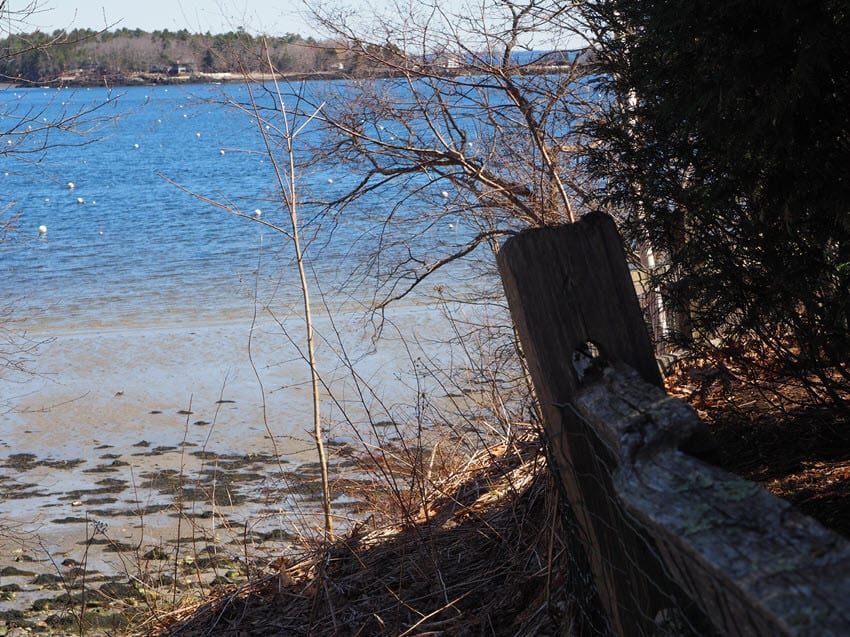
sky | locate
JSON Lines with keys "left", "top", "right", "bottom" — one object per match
{"left": 12, "top": 0, "right": 578, "bottom": 48}
{"left": 17, "top": 0, "right": 323, "bottom": 36}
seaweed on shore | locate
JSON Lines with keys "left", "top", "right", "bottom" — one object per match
{"left": 142, "top": 433, "right": 586, "bottom": 636}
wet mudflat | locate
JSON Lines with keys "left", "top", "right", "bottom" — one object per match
{"left": 0, "top": 305, "right": 459, "bottom": 634}
{"left": 0, "top": 436, "right": 374, "bottom": 635}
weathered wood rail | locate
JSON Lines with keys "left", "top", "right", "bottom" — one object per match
{"left": 497, "top": 212, "right": 850, "bottom": 636}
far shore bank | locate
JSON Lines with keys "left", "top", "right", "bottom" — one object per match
{"left": 5, "top": 63, "right": 582, "bottom": 89}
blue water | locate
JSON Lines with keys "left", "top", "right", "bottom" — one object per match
{"left": 0, "top": 82, "right": 448, "bottom": 330}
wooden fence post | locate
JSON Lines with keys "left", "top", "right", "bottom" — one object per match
{"left": 497, "top": 212, "right": 674, "bottom": 635}
{"left": 498, "top": 212, "right": 850, "bottom": 636}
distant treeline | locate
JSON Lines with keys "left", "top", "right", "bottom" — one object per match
{"left": 0, "top": 28, "right": 346, "bottom": 81}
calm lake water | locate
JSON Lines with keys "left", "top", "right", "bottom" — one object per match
{"left": 0, "top": 82, "right": 456, "bottom": 331}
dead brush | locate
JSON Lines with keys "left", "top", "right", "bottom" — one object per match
{"left": 143, "top": 429, "right": 590, "bottom": 636}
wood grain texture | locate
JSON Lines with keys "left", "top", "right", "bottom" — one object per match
{"left": 498, "top": 213, "right": 675, "bottom": 635}
{"left": 576, "top": 365, "right": 850, "bottom": 637}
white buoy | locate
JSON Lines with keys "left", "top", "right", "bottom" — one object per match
{"left": 448, "top": 223, "right": 455, "bottom": 229}
{"left": 195, "top": 132, "right": 201, "bottom": 138}
{"left": 38, "top": 225, "right": 47, "bottom": 235}
{"left": 133, "top": 143, "right": 140, "bottom": 149}
{"left": 67, "top": 181, "right": 75, "bottom": 189}
{"left": 253, "top": 209, "right": 262, "bottom": 217}
{"left": 327, "top": 178, "right": 334, "bottom": 184}
{"left": 76, "top": 197, "right": 84, "bottom": 204}
{"left": 183, "top": 114, "right": 188, "bottom": 119}
{"left": 441, "top": 190, "right": 449, "bottom": 199}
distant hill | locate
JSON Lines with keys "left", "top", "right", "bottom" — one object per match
{"left": 0, "top": 28, "right": 344, "bottom": 83}
{"left": 0, "top": 29, "right": 592, "bottom": 86}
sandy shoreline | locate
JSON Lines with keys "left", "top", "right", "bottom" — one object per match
{"left": 5, "top": 302, "right": 444, "bottom": 455}
{"left": 0, "top": 301, "right": 458, "bottom": 620}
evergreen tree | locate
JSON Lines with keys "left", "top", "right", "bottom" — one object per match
{"left": 582, "top": 0, "right": 850, "bottom": 408}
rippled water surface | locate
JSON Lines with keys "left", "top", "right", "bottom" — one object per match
{"left": 0, "top": 82, "right": 406, "bottom": 329}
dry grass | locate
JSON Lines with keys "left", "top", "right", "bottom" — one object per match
{"left": 143, "top": 432, "right": 591, "bottom": 636}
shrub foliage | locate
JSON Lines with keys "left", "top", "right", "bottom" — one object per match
{"left": 581, "top": 0, "right": 850, "bottom": 408}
